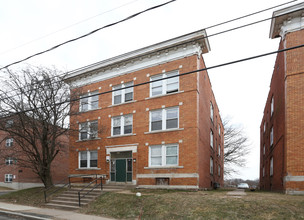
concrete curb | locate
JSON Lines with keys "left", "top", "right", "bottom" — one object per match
{"left": 0, "top": 210, "right": 52, "bottom": 220}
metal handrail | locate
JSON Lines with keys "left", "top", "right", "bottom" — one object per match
{"left": 44, "top": 176, "right": 72, "bottom": 202}
{"left": 78, "top": 176, "right": 103, "bottom": 207}
{"left": 44, "top": 174, "right": 102, "bottom": 203}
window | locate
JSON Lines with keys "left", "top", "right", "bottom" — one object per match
{"left": 6, "top": 138, "right": 13, "bottom": 147}
{"left": 149, "top": 144, "right": 178, "bottom": 167}
{"left": 5, "top": 120, "right": 13, "bottom": 128}
{"left": 210, "top": 102, "right": 214, "bottom": 122}
{"left": 263, "top": 166, "right": 265, "bottom": 177}
{"left": 271, "top": 96, "right": 274, "bottom": 116}
{"left": 150, "top": 107, "right": 178, "bottom": 131}
{"left": 210, "top": 130, "right": 214, "bottom": 148}
{"left": 270, "top": 157, "right": 273, "bottom": 176}
{"left": 210, "top": 157, "right": 213, "bottom": 174}
{"left": 218, "top": 165, "right": 221, "bottom": 176}
{"left": 150, "top": 71, "right": 179, "bottom": 97}
{"left": 263, "top": 144, "right": 265, "bottom": 155}
{"left": 112, "top": 114, "right": 133, "bottom": 136}
{"left": 112, "top": 81, "right": 134, "bottom": 105}
{"left": 5, "top": 174, "right": 13, "bottom": 183}
{"left": 79, "top": 151, "right": 98, "bottom": 168}
{"left": 263, "top": 121, "right": 266, "bottom": 133}
{"left": 270, "top": 126, "right": 273, "bottom": 146}
{"left": 79, "top": 121, "right": 98, "bottom": 140}
{"left": 218, "top": 144, "right": 221, "bottom": 157}
{"left": 79, "top": 91, "right": 99, "bottom": 112}
{"left": 218, "top": 125, "right": 221, "bottom": 136}
{"left": 5, "top": 157, "right": 14, "bottom": 165}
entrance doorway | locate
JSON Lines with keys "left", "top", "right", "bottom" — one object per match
{"left": 110, "top": 151, "right": 132, "bottom": 182}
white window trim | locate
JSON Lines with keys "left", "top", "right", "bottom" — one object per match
{"left": 210, "top": 102, "right": 214, "bottom": 122}
{"left": 271, "top": 96, "right": 274, "bottom": 116}
{"left": 149, "top": 71, "right": 179, "bottom": 97}
{"left": 210, "top": 130, "right": 214, "bottom": 148}
{"left": 5, "top": 174, "right": 13, "bottom": 183}
{"left": 149, "top": 107, "right": 179, "bottom": 132}
{"left": 270, "top": 126, "right": 273, "bottom": 146}
{"left": 112, "top": 82, "right": 134, "bottom": 105}
{"left": 148, "top": 144, "right": 179, "bottom": 167}
{"left": 111, "top": 114, "right": 133, "bottom": 136}
{"left": 78, "top": 151, "right": 98, "bottom": 169}
{"left": 270, "top": 157, "right": 273, "bottom": 176}
{"left": 79, "top": 91, "right": 99, "bottom": 112}
{"left": 210, "top": 157, "right": 214, "bottom": 175}
{"left": 79, "top": 120, "right": 98, "bottom": 140}
{"left": 5, "top": 157, "right": 14, "bottom": 165}
{"left": 6, "top": 138, "right": 13, "bottom": 147}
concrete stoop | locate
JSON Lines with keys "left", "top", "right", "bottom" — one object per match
{"left": 45, "top": 187, "right": 103, "bottom": 211}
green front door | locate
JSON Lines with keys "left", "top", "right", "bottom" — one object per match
{"left": 116, "top": 159, "right": 126, "bottom": 182}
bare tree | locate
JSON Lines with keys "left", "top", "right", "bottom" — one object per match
{"left": 223, "top": 117, "right": 251, "bottom": 177}
{"left": 0, "top": 66, "right": 77, "bottom": 188}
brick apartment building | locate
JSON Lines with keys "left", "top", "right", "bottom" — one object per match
{"left": 65, "top": 29, "right": 224, "bottom": 189}
{"left": 0, "top": 120, "right": 69, "bottom": 190}
{"left": 260, "top": 3, "right": 304, "bottom": 194}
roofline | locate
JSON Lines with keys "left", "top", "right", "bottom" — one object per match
{"left": 65, "top": 29, "right": 210, "bottom": 81}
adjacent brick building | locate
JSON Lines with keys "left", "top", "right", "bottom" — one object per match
{"left": 0, "top": 121, "right": 69, "bottom": 190}
{"left": 260, "top": 2, "right": 304, "bottom": 194}
{"left": 65, "top": 29, "right": 224, "bottom": 189}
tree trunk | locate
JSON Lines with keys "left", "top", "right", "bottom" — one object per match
{"left": 41, "top": 167, "right": 53, "bottom": 189}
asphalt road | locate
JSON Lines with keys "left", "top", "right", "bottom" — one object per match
{"left": 0, "top": 212, "right": 27, "bottom": 219}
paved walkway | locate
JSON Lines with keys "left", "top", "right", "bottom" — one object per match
{"left": 227, "top": 189, "right": 247, "bottom": 197}
{"left": 0, "top": 202, "right": 113, "bottom": 220}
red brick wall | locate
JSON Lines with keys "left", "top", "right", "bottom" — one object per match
{"left": 69, "top": 54, "right": 223, "bottom": 188}
{"left": 284, "top": 29, "right": 304, "bottom": 192}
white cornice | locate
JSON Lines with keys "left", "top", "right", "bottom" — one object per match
{"left": 65, "top": 29, "right": 210, "bottom": 87}
{"left": 270, "top": 2, "right": 304, "bottom": 39}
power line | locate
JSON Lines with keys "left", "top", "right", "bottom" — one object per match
{"left": 0, "top": 0, "right": 141, "bottom": 56}
{"left": 0, "top": 0, "right": 299, "bottom": 99}
{"left": 2, "top": 43, "right": 304, "bottom": 115}
{"left": 0, "top": 0, "right": 296, "bottom": 71}
{"left": 0, "top": 0, "right": 176, "bottom": 71}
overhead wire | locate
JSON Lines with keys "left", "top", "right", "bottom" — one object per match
{"left": 0, "top": 0, "right": 299, "bottom": 100}
{"left": 0, "top": 0, "right": 141, "bottom": 57}
{"left": 0, "top": 0, "right": 177, "bottom": 71}
{"left": 2, "top": 42, "right": 304, "bottom": 115}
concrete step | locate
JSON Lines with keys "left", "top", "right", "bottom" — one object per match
{"left": 55, "top": 196, "right": 95, "bottom": 202}
{"left": 50, "top": 199, "right": 88, "bottom": 206}
{"left": 44, "top": 203, "right": 79, "bottom": 211}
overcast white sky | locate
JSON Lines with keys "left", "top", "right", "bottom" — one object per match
{"left": 0, "top": 0, "right": 299, "bottom": 180}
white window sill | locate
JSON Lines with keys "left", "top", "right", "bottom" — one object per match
{"left": 76, "top": 138, "right": 101, "bottom": 142}
{"left": 144, "top": 128, "right": 184, "bottom": 134}
{"left": 145, "top": 91, "right": 184, "bottom": 100}
{"left": 79, "top": 107, "right": 101, "bottom": 113}
{"left": 107, "top": 134, "right": 136, "bottom": 138}
{"left": 108, "top": 100, "right": 137, "bottom": 108}
{"left": 144, "top": 166, "right": 184, "bottom": 169}
{"left": 76, "top": 168, "right": 101, "bottom": 170}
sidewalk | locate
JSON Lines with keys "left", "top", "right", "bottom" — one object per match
{"left": 227, "top": 189, "right": 247, "bottom": 197}
{"left": 0, "top": 202, "right": 114, "bottom": 220}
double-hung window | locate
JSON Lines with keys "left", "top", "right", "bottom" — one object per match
{"left": 270, "top": 126, "right": 273, "bottom": 146}
{"left": 149, "top": 144, "right": 178, "bottom": 167}
{"left": 271, "top": 96, "right": 274, "bottom": 116}
{"left": 218, "top": 144, "right": 221, "bottom": 157}
{"left": 80, "top": 91, "right": 99, "bottom": 112}
{"left": 150, "top": 71, "right": 179, "bottom": 97}
{"left": 6, "top": 138, "right": 13, "bottom": 147}
{"left": 270, "top": 157, "right": 273, "bottom": 176}
{"left": 5, "top": 157, "right": 14, "bottom": 165}
{"left": 150, "top": 107, "right": 178, "bottom": 131}
{"left": 112, "top": 114, "right": 133, "bottom": 136}
{"left": 112, "top": 82, "right": 133, "bottom": 105}
{"left": 210, "top": 102, "right": 214, "bottom": 122}
{"left": 210, "top": 157, "right": 214, "bottom": 174}
{"left": 210, "top": 130, "right": 214, "bottom": 148}
{"left": 79, "top": 151, "right": 98, "bottom": 168}
{"left": 5, "top": 174, "right": 13, "bottom": 183}
{"left": 218, "top": 125, "right": 221, "bottom": 136}
{"left": 79, "top": 121, "right": 98, "bottom": 140}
